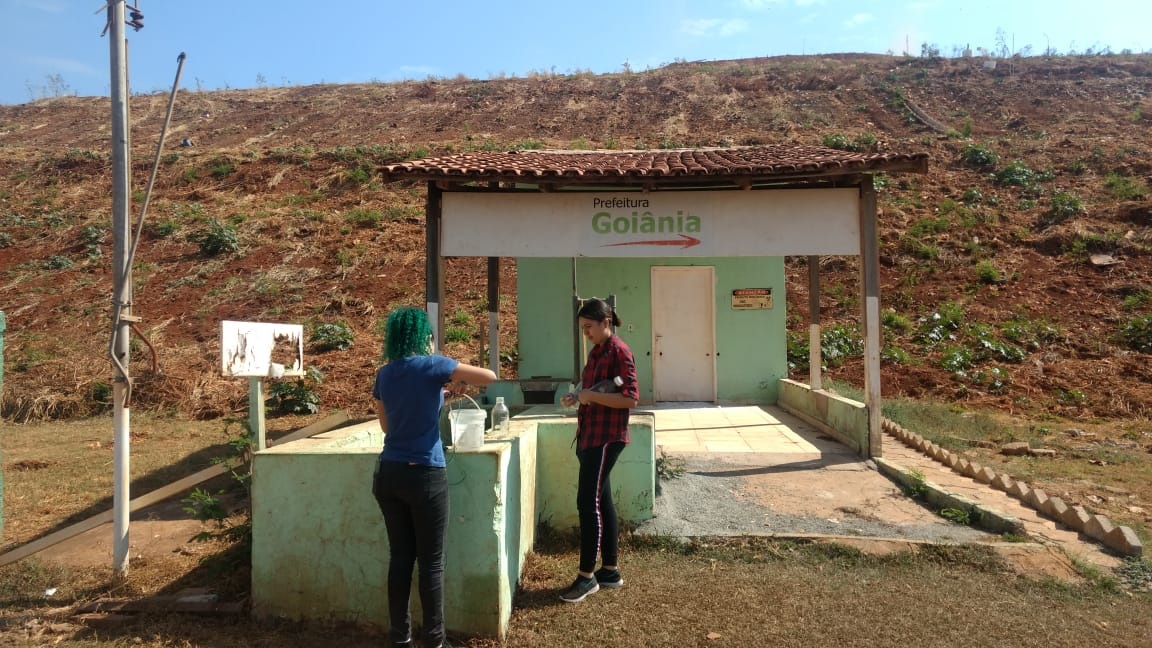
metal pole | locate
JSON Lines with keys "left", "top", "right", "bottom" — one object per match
{"left": 425, "top": 182, "right": 443, "bottom": 352}
{"left": 487, "top": 257, "right": 500, "bottom": 378}
{"left": 107, "top": 0, "right": 132, "bottom": 577}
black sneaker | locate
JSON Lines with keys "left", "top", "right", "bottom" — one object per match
{"left": 559, "top": 575, "right": 599, "bottom": 603}
{"left": 594, "top": 567, "right": 624, "bottom": 588}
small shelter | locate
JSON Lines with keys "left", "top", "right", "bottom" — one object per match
{"left": 381, "top": 144, "right": 927, "bottom": 456}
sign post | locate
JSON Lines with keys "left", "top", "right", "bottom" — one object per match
{"left": 220, "top": 321, "right": 304, "bottom": 451}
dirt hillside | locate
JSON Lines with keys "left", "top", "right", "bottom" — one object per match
{"left": 1, "top": 52, "right": 1151, "bottom": 427}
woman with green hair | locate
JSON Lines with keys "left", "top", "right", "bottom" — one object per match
{"left": 371, "top": 307, "right": 495, "bottom": 648}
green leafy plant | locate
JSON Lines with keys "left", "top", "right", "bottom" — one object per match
{"left": 311, "top": 322, "right": 354, "bottom": 352}
{"left": 655, "top": 449, "right": 686, "bottom": 480}
{"left": 344, "top": 208, "right": 383, "bottom": 229}
{"left": 43, "top": 255, "right": 73, "bottom": 269}
{"left": 180, "top": 421, "right": 254, "bottom": 544}
{"left": 1118, "top": 314, "right": 1152, "bottom": 352}
{"left": 974, "top": 260, "right": 1004, "bottom": 284}
{"left": 266, "top": 366, "right": 324, "bottom": 415}
{"left": 959, "top": 143, "right": 998, "bottom": 168}
{"left": 210, "top": 158, "right": 236, "bottom": 179}
{"left": 195, "top": 219, "right": 240, "bottom": 256}
{"left": 821, "top": 324, "right": 863, "bottom": 368}
{"left": 1104, "top": 173, "right": 1148, "bottom": 200}
{"left": 994, "top": 160, "right": 1038, "bottom": 187}
{"left": 443, "top": 326, "right": 471, "bottom": 343}
{"left": 939, "top": 507, "right": 971, "bottom": 525}
{"left": 904, "top": 468, "right": 928, "bottom": 499}
{"left": 1042, "top": 192, "right": 1083, "bottom": 227}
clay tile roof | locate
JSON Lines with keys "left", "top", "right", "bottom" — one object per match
{"left": 380, "top": 144, "right": 927, "bottom": 185}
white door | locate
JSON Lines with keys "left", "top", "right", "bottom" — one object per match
{"left": 651, "top": 266, "right": 716, "bottom": 402}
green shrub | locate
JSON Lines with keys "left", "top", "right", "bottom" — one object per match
{"left": 940, "top": 346, "right": 975, "bottom": 375}
{"left": 1119, "top": 314, "right": 1152, "bottom": 352}
{"left": 960, "top": 144, "right": 998, "bottom": 168}
{"left": 1043, "top": 192, "right": 1083, "bottom": 226}
{"left": 786, "top": 330, "right": 810, "bottom": 371}
{"left": 310, "top": 322, "right": 354, "bottom": 352}
{"left": 994, "top": 161, "right": 1037, "bottom": 187}
{"left": 43, "top": 255, "right": 73, "bottom": 269}
{"left": 444, "top": 326, "right": 471, "bottom": 343}
{"left": 974, "top": 260, "right": 1003, "bottom": 284}
{"left": 821, "top": 133, "right": 876, "bottom": 152}
{"left": 1104, "top": 173, "right": 1148, "bottom": 200}
{"left": 210, "top": 158, "right": 235, "bottom": 179}
{"left": 821, "top": 324, "right": 863, "bottom": 368}
{"left": 149, "top": 220, "right": 180, "bottom": 238}
{"left": 0, "top": 231, "right": 12, "bottom": 247}
{"left": 195, "top": 219, "right": 240, "bottom": 256}
{"left": 882, "top": 309, "right": 912, "bottom": 331}
{"left": 961, "top": 188, "right": 983, "bottom": 204}
{"left": 266, "top": 366, "right": 324, "bottom": 415}
{"left": 344, "top": 209, "right": 383, "bottom": 229}
{"left": 822, "top": 133, "right": 853, "bottom": 151}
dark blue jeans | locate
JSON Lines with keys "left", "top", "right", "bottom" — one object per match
{"left": 373, "top": 460, "right": 449, "bottom": 647}
{"left": 576, "top": 442, "right": 626, "bottom": 574}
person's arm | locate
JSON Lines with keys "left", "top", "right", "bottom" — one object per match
{"left": 577, "top": 390, "right": 637, "bottom": 409}
{"left": 450, "top": 362, "right": 497, "bottom": 386}
{"left": 372, "top": 397, "right": 387, "bottom": 434}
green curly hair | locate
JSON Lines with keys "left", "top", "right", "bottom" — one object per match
{"left": 384, "top": 307, "right": 433, "bottom": 361}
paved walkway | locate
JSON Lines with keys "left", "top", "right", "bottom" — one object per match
{"left": 637, "top": 403, "right": 820, "bottom": 454}
{"left": 635, "top": 403, "right": 1121, "bottom": 574}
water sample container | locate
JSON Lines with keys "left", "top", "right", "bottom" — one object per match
{"left": 449, "top": 409, "right": 486, "bottom": 451}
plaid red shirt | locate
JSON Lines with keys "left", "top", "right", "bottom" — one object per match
{"left": 576, "top": 333, "right": 639, "bottom": 450}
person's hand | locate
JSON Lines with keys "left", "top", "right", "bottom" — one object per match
{"left": 560, "top": 391, "right": 578, "bottom": 408}
{"left": 443, "top": 382, "right": 466, "bottom": 399}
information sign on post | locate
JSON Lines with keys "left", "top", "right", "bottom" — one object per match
{"left": 220, "top": 321, "right": 305, "bottom": 451}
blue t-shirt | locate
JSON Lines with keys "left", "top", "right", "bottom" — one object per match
{"left": 372, "top": 355, "right": 459, "bottom": 467}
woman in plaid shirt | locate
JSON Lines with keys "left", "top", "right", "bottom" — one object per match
{"left": 558, "top": 298, "right": 640, "bottom": 603}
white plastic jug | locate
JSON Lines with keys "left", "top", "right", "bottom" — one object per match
{"left": 449, "top": 409, "right": 486, "bottom": 451}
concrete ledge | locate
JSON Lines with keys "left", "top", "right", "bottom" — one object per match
{"left": 882, "top": 418, "right": 1144, "bottom": 558}
{"left": 873, "top": 457, "right": 1025, "bottom": 536}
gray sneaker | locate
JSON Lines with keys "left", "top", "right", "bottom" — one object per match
{"left": 559, "top": 575, "right": 599, "bottom": 603}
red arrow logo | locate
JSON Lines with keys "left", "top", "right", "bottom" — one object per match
{"left": 601, "top": 234, "right": 701, "bottom": 249}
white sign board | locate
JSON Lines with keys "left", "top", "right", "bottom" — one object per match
{"left": 220, "top": 321, "right": 304, "bottom": 378}
{"left": 441, "top": 188, "right": 860, "bottom": 257}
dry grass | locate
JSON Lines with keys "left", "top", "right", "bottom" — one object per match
{"left": 2, "top": 415, "right": 1152, "bottom": 646}
{"left": 1, "top": 538, "right": 1150, "bottom": 647}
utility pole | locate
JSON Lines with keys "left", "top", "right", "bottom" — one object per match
{"left": 106, "top": 0, "right": 133, "bottom": 578}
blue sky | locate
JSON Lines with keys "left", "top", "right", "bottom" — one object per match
{"left": 2, "top": 0, "right": 1150, "bottom": 105}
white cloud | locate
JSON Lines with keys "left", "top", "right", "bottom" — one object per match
{"left": 682, "top": 18, "right": 751, "bottom": 38}
{"left": 27, "top": 56, "right": 97, "bottom": 76}
{"left": 16, "top": 0, "right": 67, "bottom": 13}
{"left": 397, "top": 65, "right": 439, "bottom": 78}
{"left": 843, "top": 13, "right": 875, "bottom": 29}
{"left": 738, "top": 0, "right": 786, "bottom": 9}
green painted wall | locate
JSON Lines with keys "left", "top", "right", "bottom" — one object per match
{"left": 251, "top": 423, "right": 523, "bottom": 639}
{"left": 517, "top": 257, "right": 787, "bottom": 403}
{"left": 251, "top": 408, "right": 654, "bottom": 639}
{"left": 533, "top": 415, "right": 656, "bottom": 530}
{"left": 778, "top": 379, "right": 868, "bottom": 453}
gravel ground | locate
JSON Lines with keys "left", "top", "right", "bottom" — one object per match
{"left": 635, "top": 460, "right": 996, "bottom": 544}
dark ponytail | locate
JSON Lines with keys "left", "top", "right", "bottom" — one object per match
{"left": 577, "top": 298, "right": 621, "bottom": 327}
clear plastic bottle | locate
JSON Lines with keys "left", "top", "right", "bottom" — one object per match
{"left": 566, "top": 376, "right": 623, "bottom": 404}
{"left": 491, "top": 396, "right": 510, "bottom": 433}
{"left": 590, "top": 376, "right": 624, "bottom": 393}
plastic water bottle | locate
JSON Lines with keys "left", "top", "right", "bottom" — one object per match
{"left": 566, "top": 376, "right": 623, "bottom": 403}
{"left": 590, "top": 376, "right": 624, "bottom": 393}
{"left": 492, "top": 396, "right": 510, "bottom": 433}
